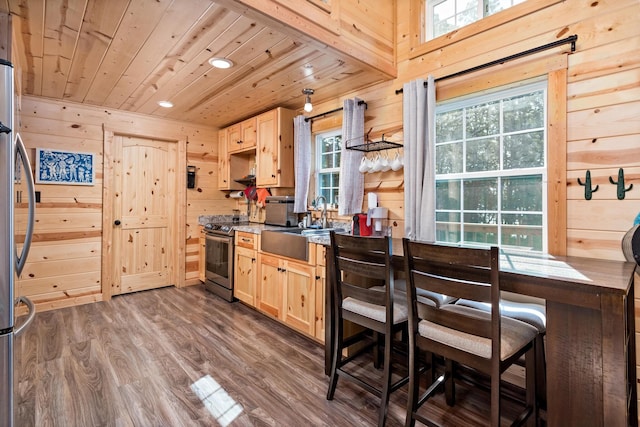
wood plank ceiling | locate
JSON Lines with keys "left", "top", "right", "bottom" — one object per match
{"left": 1, "top": 0, "right": 391, "bottom": 128}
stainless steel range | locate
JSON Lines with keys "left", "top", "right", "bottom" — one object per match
{"left": 202, "top": 221, "right": 248, "bottom": 302}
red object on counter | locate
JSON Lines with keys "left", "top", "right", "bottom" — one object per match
{"left": 353, "top": 213, "right": 372, "bottom": 236}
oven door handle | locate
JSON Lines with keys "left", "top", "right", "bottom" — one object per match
{"left": 205, "top": 234, "right": 233, "bottom": 243}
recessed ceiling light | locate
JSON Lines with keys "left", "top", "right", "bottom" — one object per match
{"left": 208, "top": 57, "right": 234, "bottom": 69}
{"left": 158, "top": 100, "right": 174, "bottom": 108}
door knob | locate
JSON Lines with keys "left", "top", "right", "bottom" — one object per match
{"left": 114, "top": 220, "right": 121, "bottom": 226}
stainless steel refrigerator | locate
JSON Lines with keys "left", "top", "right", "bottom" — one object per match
{"left": 1, "top": 58, "right": 36, "bottom": 427}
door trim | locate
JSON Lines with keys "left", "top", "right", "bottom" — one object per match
{"left": 101, "top": 127, "right": 186, "bottom": 300}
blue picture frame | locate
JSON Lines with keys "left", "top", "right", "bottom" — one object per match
{"left": 35, "top": 148, "right": 95, "bottom": 186}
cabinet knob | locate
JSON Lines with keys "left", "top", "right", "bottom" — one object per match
{"left": 114, "top": 220, "right": 121, "bottom": 226}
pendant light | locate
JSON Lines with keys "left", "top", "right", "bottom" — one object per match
{"left": 302, "top": 88, "right": 314, "bottom": 113}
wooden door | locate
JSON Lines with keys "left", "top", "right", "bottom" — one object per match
{"left": 284, "top": 261, "right": 315, "bottom": 336}
{"left": 234, "top": 246, "right": 256, "bottom": 306}
{"left": 257, "top": 253, "right": 283, "bottom": 319}
{"left": 111, "top": 136, "right": 176, "bottom": 295}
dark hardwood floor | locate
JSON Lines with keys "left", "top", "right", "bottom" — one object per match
{"left": 14, "top": 285, "right": 526, "bottom": 426}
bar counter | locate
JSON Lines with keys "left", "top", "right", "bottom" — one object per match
{"left": 325, "top": 239, "right": 638, "bottom": 426}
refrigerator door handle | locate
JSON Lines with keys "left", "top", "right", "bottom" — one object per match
{"left": 15, "top": 133, "right": 35, "bottom": 277}
{"left": 14, "top": 296, "right": 35, "bottom": 336}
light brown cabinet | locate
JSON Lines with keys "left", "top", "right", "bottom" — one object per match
{"left": 218, "top": 126, "right": 249, "bottom": 190}
{"left": 227, "top": 117, "right": 257, "bottom": 153}
{"left": 199, "top": 234, "right": 206, "bottom": 283}
{"left": 256, "top": 252, "right": 284, "bottom": 318}
{"left": 234, "top": 231, "right": 258, "bottom": 306}
{"left": 256, "top": 107, "right": 296, "bottom": 187}
{"left": 257, "top": 251, "right": 317, "bottom": 338}
{"left": 314, "top": 244, "right": 327, "bottom": 342}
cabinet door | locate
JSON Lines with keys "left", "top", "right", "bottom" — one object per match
{"left": 217, "top": 128, "right": 230, "bottom": 189}
{"left": 314, "top": 263, "right": 326, "bottom": 341}
{"left": 199, "top": 234, "right": 206, "bottom": 282}
{"left": 256, "top": 109, "right": 278, "bottom": 186}
{"left": 234, "top": 246, "right": 256, "bottom": 306}
{"left": 227, "top": 123, "right": 242, "bottom": 153}
{"left": 257, "top": 253, "right": 284, "bottom": 319}
{"left": 240, "top": 117, "right": 257, "bottom": 150}
{"left": 284, "top": 261, "right": 315, "bottom": 336}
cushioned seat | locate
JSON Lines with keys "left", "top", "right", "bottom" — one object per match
{"left": 395, "top": 278, "right": 458, "bottom": 308}
{"left": 455, "top": 298, "right": 546, "bottom": 333}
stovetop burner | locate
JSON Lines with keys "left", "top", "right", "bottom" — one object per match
{"left": 204, "top": 221, "right": 250, "bottom": 236}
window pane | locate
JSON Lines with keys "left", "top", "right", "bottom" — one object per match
{"left": 465, "top": 101, "right": 499, "bottom": 138}
{"left": 436, "top": 142, "right": 463, "bottom": 174}
{"left": 463, "top": 222, "right": 498, "bottom": 244}
{"left": 436, "top": 211, "right": 461, "bottom": 222}
{"left": 502, "top": 213, "right": 543, "bottom": 226}
{"left": 503, "top": 91, "right": 544, "bottom": 132}
{"left": 503, "top": 131, "right": 544, "bottom": 169}
{"left": 466, "top": 137, "right": 499, "bottom": 172}
{"left": 501, "top": 223, "right": 543, "bottom": 251}
{"left": 463, "top": 178, "right": 497, "bottom": 211}
{"left": 436, "top": 109, "right": 463, "bottom": 142}
{"left": 434, "top": 0, "right": 455, "bottom": 20}
{"left": 436, "top": 222, "right": 461, "bottom": 243}
{"left": 502, "top": 175, "right": 543, "bottom": 211}
{"left": 436, "top": 180, "right": 461, "bottom": 209}
{"left": 458, "top": 3, "right": 479, "bottom": 25}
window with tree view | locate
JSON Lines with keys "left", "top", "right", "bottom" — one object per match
{"left": 427, "top": 0, "right": 526, "bottom": 40}
{"left": 435, "top": 80, "right": 547, "bottom": 252}
{"left": 316, "top": 130, "right": 341, "bottom": 206}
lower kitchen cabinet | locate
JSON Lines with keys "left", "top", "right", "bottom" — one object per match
{"left": 234, "top": 246, "right": 256, "bottom": 306}
{"left": 283, "top": 260, "right": 315, "bottom": 336}
{"left": 257, "top": 253, "right": 284, "bottom": 318}
{"left": 257, "top": 252, "right": 317, "bottom": 338}
{"left": 234, "top": 231, "right": 258, "bottom": 306}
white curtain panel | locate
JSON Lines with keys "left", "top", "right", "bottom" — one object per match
{"left": 338, "top": 98, "right": 365, "bottom": 216}
{"left": 403, "top": 76, "right": 436, "bottom": 241}
{"left": 293, "top": 115, "right": 312, "bottom": 213}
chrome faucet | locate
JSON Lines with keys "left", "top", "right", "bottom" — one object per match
{"left": 314, "top": 195, "right": 328, "bottom": 229}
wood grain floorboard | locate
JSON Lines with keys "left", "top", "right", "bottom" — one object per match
{"left": 14, "top": 284, "right": 527, "bottom": 426}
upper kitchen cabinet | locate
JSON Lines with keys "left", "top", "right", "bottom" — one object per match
{"left": 256, "top": 108, "right": 296, "bottom": 188}
{"left": 218, "top": 127, "right": 248, "bottom": 191}
{"left": 228, "top": 117, "right": 257, "bottom": 154}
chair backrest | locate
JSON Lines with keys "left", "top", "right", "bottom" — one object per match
{"left": 402, "top": 239, "right": 500, "bottom": 353}
{"left": 330, "top": 232, "right": 394, "bottom": 313}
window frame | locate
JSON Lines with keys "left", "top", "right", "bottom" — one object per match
{"left": 314, "top": 128, "right": 342, "bottom": 207}
{"left": 410, "top": 0, "right": 562, "bottom": 59}
{"left": 434, "top": 79, "right": 549, "bottom": 252}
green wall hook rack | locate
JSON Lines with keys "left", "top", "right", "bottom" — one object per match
{"left": 577, "top": 170, "right": 598, "bottom": 200}
{"left": 609, "top": 168, "right": 633, "bottom": 200}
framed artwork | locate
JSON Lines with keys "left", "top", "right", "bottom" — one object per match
{"left": 35, "top": 148, "right": 95, "bottom": 186}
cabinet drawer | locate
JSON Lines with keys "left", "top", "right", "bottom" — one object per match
{"left": 236, "top": 231, "right": 258, "bottom": 250}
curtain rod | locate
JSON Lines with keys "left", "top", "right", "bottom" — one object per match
{"left": 304, "top": 100, "right": 367, "bottom": 122}
{"left": 394, "top": 34, "right": 577, "bottom": 95}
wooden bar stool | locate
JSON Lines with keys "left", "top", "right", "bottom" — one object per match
{"left": 326, "top": 232, "right": 409, "bottom": 427}
{"left": 402, "top": 239, "right": 539, "bottom": 427}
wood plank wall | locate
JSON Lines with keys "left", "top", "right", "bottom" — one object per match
{"left": 14, "top": 96, "right": 229, "bottom": 311}
{"left": 312, "top": 0, "right": 640, "bottom": 260}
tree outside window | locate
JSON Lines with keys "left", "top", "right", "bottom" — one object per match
{"left": 435, "top": 80, "right": 547, "bottom": 252}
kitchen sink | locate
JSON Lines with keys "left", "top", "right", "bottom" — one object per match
{"left": 260, "top": 228, "right": 346, "bottom": 261}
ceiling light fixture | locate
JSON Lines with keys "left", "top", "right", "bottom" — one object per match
{"left": 158, "top": 100, "right": 174, "bottom": 108}
{"left": 302, "top": 88, "right": 314, "bottom": 113}
{"left": 208, "top": 57, "right": 234, "bottom": 69}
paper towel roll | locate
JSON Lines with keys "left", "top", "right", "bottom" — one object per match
{"left": 229, "top": 190, "right": 245, "bottom": 199}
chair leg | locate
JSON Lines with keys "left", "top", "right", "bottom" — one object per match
{"left": 491, "top": 367, "right": 500, "bottom": 427}
{"left": 525, "top": 344, "right": 538, "bottom": 427}
{"left": 534, "top": 334, "right": 546, "bottom": 411}
{"left": 445, "top": 359, "right": 455, "bottom": 406}
{"left": 373, "top": 331, "right": 383, "bottom": 369}
{"left": 378, "top": 329, "right": 393, "bottom": 427}
{"left": 405, "top": 338, "right": 419, "bottom": 427}
{"left": 327, "top": 314, "right": 344, "bottom": 400}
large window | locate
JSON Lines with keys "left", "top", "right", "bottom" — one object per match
{"left": 315, "top": 129, "right": 341, "bottom": 206}
{"left": 435, "top": 80, "right": 547, "bottom": 252}
{"left": 427, "top": 0, "right": 526, "bottom": 40}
